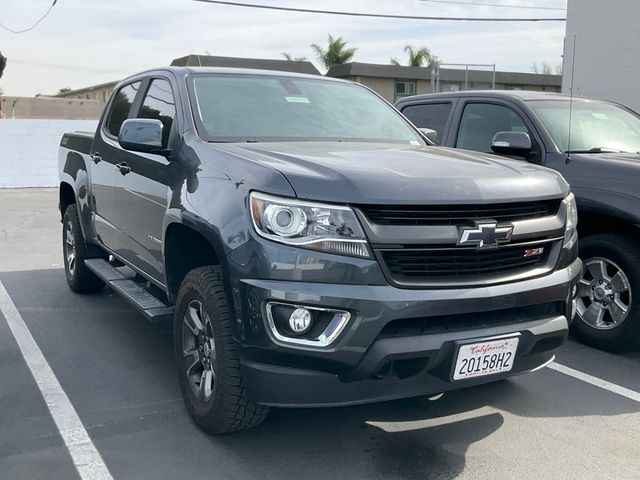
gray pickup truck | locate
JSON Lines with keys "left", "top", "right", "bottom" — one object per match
{"left": 59, "top": 67, "right": 580, "bottom": 434}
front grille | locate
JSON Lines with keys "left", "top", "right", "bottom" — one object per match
{"left": 361, "top": 199, "right": 561, "bottom": 226}
{"left": 378, "top": 302, "right": 564, "bottom": 339}
{"left": 381, "top": 242, "right": 553, "bottom": 284}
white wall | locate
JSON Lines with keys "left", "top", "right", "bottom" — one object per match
{"left": 563, "top": 0, "right": 640, "bottom": 111}
{"left": 0, "top": 119, "right": 98, "bottom": 188}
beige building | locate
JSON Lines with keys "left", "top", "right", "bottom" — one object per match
{"left": 327, "top": 62, "right": 562, "bottom": 103}
{"left": 29, "top": 56, "right": 561, "bottom": 120}
{"left": 55, "top": 80, "right": 118, "bottom": 103}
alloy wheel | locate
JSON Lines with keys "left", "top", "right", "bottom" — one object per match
{"left": 65, "top": 220, "right": 76, "bottom": 276}
{"left": 576, "top": 257, "right": 632, "bottom": 330}
{"left": 182, "top": 299, "right": 217, "bottom": 402}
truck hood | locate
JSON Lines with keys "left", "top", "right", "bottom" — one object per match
{"left": 567, "top": 151, "right": 640, "bottom": 201}
{"left": 220, "top": 142, "right": 568, "bottom": 204}
{"left": 572, "top": 151, "right": 640, "bottom": 165}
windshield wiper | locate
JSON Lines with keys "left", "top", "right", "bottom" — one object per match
{"left": 566, "top": 146, "right": 628, "bottom": 154}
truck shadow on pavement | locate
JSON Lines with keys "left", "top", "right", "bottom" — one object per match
{"left": 222, "top": 401, "right": 504, "bottom": 480}
{"left": 1, "top": 268, "right": 639, "bottom": 480}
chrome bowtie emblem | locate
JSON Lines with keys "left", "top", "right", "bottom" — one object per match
{"left": 458, "top": 222, "right": 514, "bottom": 248}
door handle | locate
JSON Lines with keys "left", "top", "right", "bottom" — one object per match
{"left": 115, "top": 162, "right": 131, "bottom": 175}
{"left": 91, "top": 153, "right": 102, "bottom": 164}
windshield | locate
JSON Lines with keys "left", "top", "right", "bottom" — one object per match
{"left": 529, "top": 99, "right": 640, "bottom": 153}
{"left": 188, "top": 73, "right": 423, "bottom": 144}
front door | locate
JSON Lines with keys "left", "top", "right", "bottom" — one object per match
{"left": 90, "top": 81, "right": 142, "bottom": 249}
{"left": 453, "top": 101, "right": 541, "bottom": 163}
{"left": 113, "top": 78, "right": 177, "bottom": 284}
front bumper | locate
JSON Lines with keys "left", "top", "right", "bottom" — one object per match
{"left": 235, "top": 258, "right": 582, "bottom": 407}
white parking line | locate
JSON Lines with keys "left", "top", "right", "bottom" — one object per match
{"left": 548, "top": 362, "right": 640, "bottom": 403}
{"left": 0, "top": 280, "right": 114, "bottom": 480}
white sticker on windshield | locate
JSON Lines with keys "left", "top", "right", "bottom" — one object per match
{"left": 284, "top": 96, "right": 310, "bottom": 104}
{"left": 593, "top": 113, "right": 608, "bottom": 120}
{"left": 410, "top": 140, "right": 420, "bottom": 145}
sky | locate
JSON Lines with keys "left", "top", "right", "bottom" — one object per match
{"left": 0, "top": 0, "right": 567, "bottom": 97}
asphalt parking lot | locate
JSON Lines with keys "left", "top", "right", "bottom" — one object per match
{"left": 1, "top": 188, "right": 639, "bottom": 480}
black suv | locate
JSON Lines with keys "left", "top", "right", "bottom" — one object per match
{"left": 59, "top": 69, "right": 580, "bottom": 433}
{"left": 397, "top": 90, "right": 640, "bottom": 352}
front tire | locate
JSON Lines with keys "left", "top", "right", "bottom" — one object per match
{"left": 573, "top": 234, "right": 640, "bottom": 352}
{"left": 174, "top": 266, "right": 269, "bottom": 434}
{"left": 62, "top": 204, "right": 104, "bottom": 294}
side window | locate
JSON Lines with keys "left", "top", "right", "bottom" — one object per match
{"left": 456, "top": 103, "right": 530, "bottom": 153}
{"left": 402, "top": 103, "right": 452, "bottom": 145}
{"left": 106, "top": 82, "right": 141, "bottom": 137}
{"left": 138, "top": 79, "right": 176, "bottom": 148}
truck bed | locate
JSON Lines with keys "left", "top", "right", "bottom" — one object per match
{"left": 60, "top": 131, "right": 95, "bottom": 155}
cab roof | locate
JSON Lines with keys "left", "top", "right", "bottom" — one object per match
{"left": 121, "top": 66, "right": 346, "bottom": 84}
{"left": 395, "top": 89, "right": 597, "bottom": 104}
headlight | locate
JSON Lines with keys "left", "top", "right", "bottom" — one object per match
{"left": 250, "top": 192, "right": 371, "bottom": 258}
{"left": 563, "top": 192, "right": 578, "bottom": 249}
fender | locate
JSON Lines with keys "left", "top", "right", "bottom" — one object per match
{"left": 59, "top": 144, "right": 100, "bottom": 245}
{"left": 574, "top": 187, "right": 640, "bottom": 228}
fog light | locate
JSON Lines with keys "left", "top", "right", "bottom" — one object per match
{"left": 289, "top": 308, "right": 312, "bottom": 334}
{"left": 266, "top": 302, "right": 351, "bottom": 347}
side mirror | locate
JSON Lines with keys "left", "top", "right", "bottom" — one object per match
{"left": 118, "top": 119, "right": 168, "bottom": 156}
{"left": 491, "top": 131, "right": 532, "bottom": 156}
{"left": 418, "top": 127, "right": 438, "bottom": 144}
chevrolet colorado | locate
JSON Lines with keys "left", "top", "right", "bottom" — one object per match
{"left": 396, "top": 91, "right": 640, "bottom": 351}
{"left": 59, "top": 68, "right": 580, "bottom": 434}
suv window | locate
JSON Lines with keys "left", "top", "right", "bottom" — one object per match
{"left": 401, "top": 103, "right": 452, "bottom": 145}
{"left": 456, "top": 102, "right": 529, "bottom": 153}
{"left": 139, "top": 79, "right": 176, "bottom": 148}
{"left": 106, "top": 82, "right": 141, "bottom": 137}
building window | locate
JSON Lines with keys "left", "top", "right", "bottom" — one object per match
{"left": 394, "top": 79, "right": 417, "bottom": 101}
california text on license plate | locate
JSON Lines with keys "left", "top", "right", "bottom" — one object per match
{"left": 453, "top": 337, "right": 519, "bottom": 380}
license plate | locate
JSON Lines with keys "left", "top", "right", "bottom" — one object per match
{"left": 453, "top": 337, "right": 519, "bottom": 380}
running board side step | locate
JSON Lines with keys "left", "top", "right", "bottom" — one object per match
{"left": 84, "top": 259, "right": 174, "bottom": 323}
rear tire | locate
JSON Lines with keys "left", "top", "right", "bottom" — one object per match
{"left": 174, "top": 266, "right": 269, "bottom": 434}
{"left": 572, "top": 234, "right": 640, "bottom": 352}
{"left": 62, "top": 204, "right": 104, "bottom": 294}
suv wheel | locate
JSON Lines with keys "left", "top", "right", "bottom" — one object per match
{"left": 62, "top": 204, "right": 104, "bottom": 293}
{"left": 573, "top": 234, "right": 640, "bottom": 351}
{"left": 174, "top": 266, "right": 269, "bottom": 434}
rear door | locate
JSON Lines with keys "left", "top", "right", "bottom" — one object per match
{"left": 112, "top": 77, "right": 178, "bottom": 284}
{"left": 399, "top": 101, "right": 455, "bottom": 146}
{"left": 90, "top": 81, "right": 142, "bottom": 249}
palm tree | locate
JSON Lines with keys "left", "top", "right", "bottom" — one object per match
{"left": 0, "top": 51, "right": 6, "bottom": 79}
{"left": 311, "top": 35, "right": 357, "bottom": 70}
{"left": 282, "top": 53, "right": 308, "bottom": 62}
{"left": 390, "top": 45, "right": 438, "bottom": 67}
